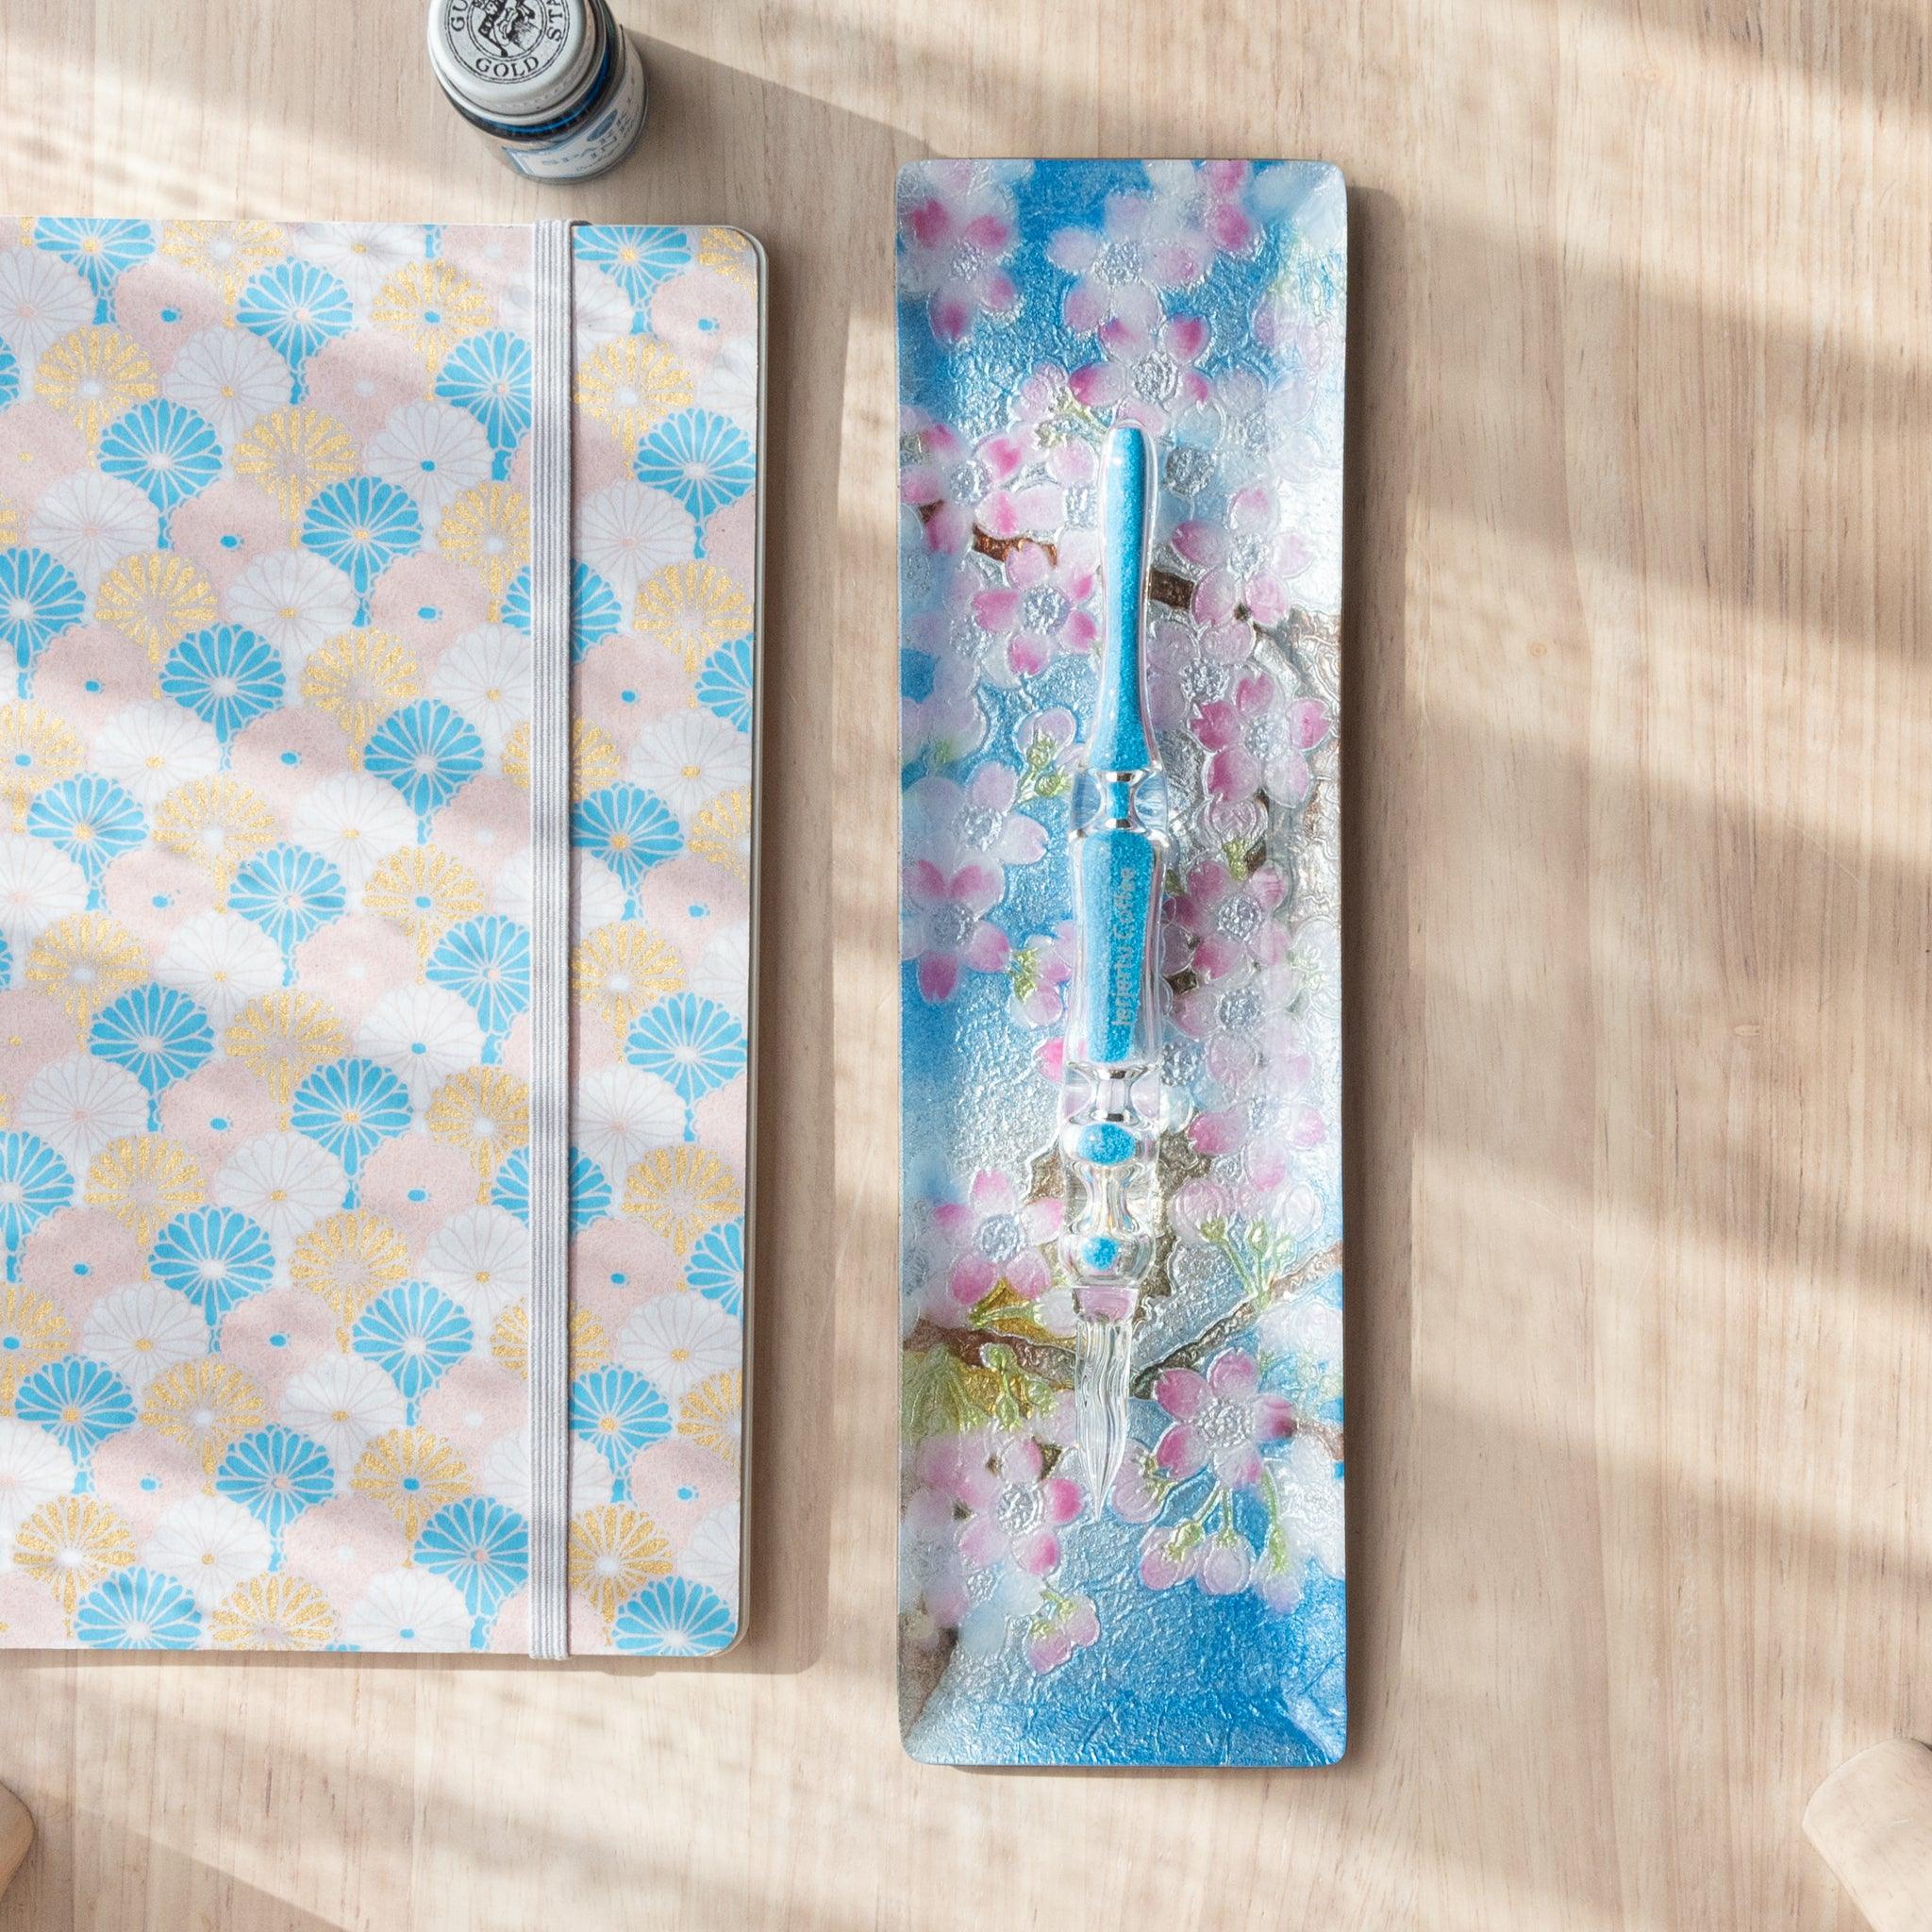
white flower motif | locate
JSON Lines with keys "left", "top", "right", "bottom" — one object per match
{"left": 367, "top": 400, "right": 492, "bottom": 520}
{"left": 625, "top": 708, "right": 749, "bottom": 822}
{"left": 27, "top": 470, "right": 158, "bottom": 591}
{"left": 0, "top": 247, "right": 93, "bottom": 367}
{"left": 0, "top": 835, "right": 85, "bottom": 957}
{"left": 696, "top": 333, "right": 758, "bottom": 429}
{"left": 344, "top": 1567, "right": 473, "bottom": 1651}
{"left": 279, "top": 1353, "right": 406, "bottom": 1476}
{"left": 432, "top": 624, "right": 530, "bottom": 760}
{"left": 479, "top": 1426, "right": 613, "bottom": 1517}
{"left": 577, "top": 480, "right": 695, "bottom": 605}
{"left": 572, "top": 1063, "right": 682, "bottom": 1179}
{"left": 144, "top": 1494, "right": 273, "bottom": 1610}
{"left": 493, "top": 849, "right": 622, "bottom": 940}
{"left": 214, "top": 1132, "right": 350, "bottom": 1256}
{"left": 506, "top": 262, "right": 631, "bottom": 353}
{"left": 689, "top": 923, "right": 752, "bottom": 1019}
{"left": 291, "top": 222, "right": 421, "bottom": 306}
{"left": 0, "top": 1416, "right": 75, "bottom": 1545}
{"left": 289, "top": 772, "right": 416, "bottom": 896}
{"left": 92, "top": 702, "right": 223, "bottom": 809}
{"left": 356, "top": 983, "right": 484, "bottom": 1109}
{"left": 616, "top": 1292, "right": 739, "bottom": 1401}
{"left": 677, "top": 1503, "right": 741, "bottom": 1607}
{"left": 225, "top": 550, "right": 358, "bottom": 667}
{"left": 82, "top": 1283, "right": 208, "bottom": 1395}
{"left": 17, "top": 1055, "right": 148, "bottom": 1169}
{"left": 154, "top": 911, "right": 282, "bottom": 1029}
{"left": 420, "top": 1205, "right": 528, "bottom": 1325}
{"left": 161, "top": 325, "right": 291, "bottom": 447}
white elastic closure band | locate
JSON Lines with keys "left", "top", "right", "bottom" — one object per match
{"left": 526, "top": 218, "right": 573, "bottom": 1661}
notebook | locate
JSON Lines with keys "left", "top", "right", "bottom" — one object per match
{"left": 896, "top": 159, "right": 1346, "bottom": 1763}
{"left": 0, "top": 218, "right": 760, "bottom": 1655}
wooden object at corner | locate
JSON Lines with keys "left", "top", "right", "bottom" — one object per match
{"left": 1804, "top": 1740, "right": 1932, "bottom": 1932}
{"left": 0, "top": 1784, "right": 29, "bottom": 1899}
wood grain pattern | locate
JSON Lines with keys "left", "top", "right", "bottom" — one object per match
{"left": 0, "top": 0, "right": 1925, "bottom": 1925}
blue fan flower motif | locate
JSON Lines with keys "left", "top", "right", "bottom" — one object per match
{"left": 611, "top": 1575, "right": 735, "bottom": 1657}
{"left": 301, "top": 475, "right": 423, "bottom": 621}
{"left": 229, "top": 841, "right": 345, "bottom": 982}
{"left": 0, "top": 341, "right": 19, "bottom": 414}
{"left": 74, "top": 1565, "right": 201, "bottom": 1650}
{"left": 435, "top": 328, "right": 532, "bottom": 479}
{"left": 425, "top": 914, "right": 530, "bottom": 1058}
{"left": 693, "top": 632, "right": 754, "bottom": 733}
{"left": 570, "top": 1364, "right": 670, "bottom": 1497}
{"left": 626, "top": 991, "right": 747, "bottom": 1139}
{"left": 490, "top": 1145, "right": 529, "bottom": 1224}
{"left": 216, "top": 1424, "right": 334, "bottom": 1559}
{"left": 569, "top": 1147, "right": 612, "bottom": 1233}
{"left": 236, "top": 258, "right": 352, "bottom": 400}
{"left": 99, "top": 399, "right": 222, "bottom": 531}
{"left": 0, "top": 1130, "right": 73, "bottom": 1282}
{"left": 148, "top": 1206, "right": 275, "bottom": 1335}
{"left": 575, "top": 225, "right": 691, "bottom": 305}
{"left": 160, "top": 624, "right": 284, "bottom": 759}
{"left": 352, "top": 1279, "right": 472, "bottom": 1422}
{"left": 16, "top": 1355, "right": 135, "bottom": 1483}
{"left": 90, "top": 983, "right": 213, "bottom": 1132}
{"left": 416, "top": 1494, "right": 529, "bottom": 1647}
{"left": 0, "top": 546, "right": 85, "bottom": 696}
{"left": 687, "top": 1219, "right": 743, "bottom": 1320}
{"left": 290, "top": 1057, "right": 412, "bottom": 1206}
{"left": 572, "top": 783, "right": 680, "bottom": 916}
{"left": 502, "top": 559, "right": 624, "bottom": 661}
{"left": 362, "top": 698, "right": 483, "bottom": 841}
{"left": 632, "top": 408, "right": 756, "bottom": 554}
{"left": 35, "top": 218, "right": 155, "bottom": 320}
{"left": 26, "top": 774, "right": 145, "bottom": 905}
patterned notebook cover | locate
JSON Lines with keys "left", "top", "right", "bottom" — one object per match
{"left": 0, "top": 219, "right": 758, "bottom": 1655}
{"left": 896, "top": 160, "right": 1346, "bottom": 1763}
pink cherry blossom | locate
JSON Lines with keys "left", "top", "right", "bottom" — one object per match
{"left": 970, "top": 532, "right": 1099, "bottom": 677}
{"left": 1008, "top": 919, "right": 1075, "bottom": 1030}
{"left": 981, "top": 367, "right": 1102, "bottom": 491}
{"left": 896, "top": 161, "right": 1023, "bottom": 345}
{"left": 1066, "top": 314, "right": 1212, "bottom": 437}
{"left": 904, "top": 765, "right": 1048, "bottom": 879}
{"left": 1193, "top": 672, "right": 1331, "bottom": 808}
{"left": 901, "top": 657, "right": 987, "bottom": 767}
{"left": 902, "top": 856, "right": 1008, "bottom": 1003}
{"left": 1169, "top": 856, "right": 1290, "bottom": 981}
{"left": 953, "top": 1435, "right": 1084, "bottom": 1577}
{"left": 931, "top": 1168, "right": 1062, "bottom": 1308}
{"left": 1047, "top": 178, "right": 1219, "bottom": 343}
{"left": 1152, "top": 1349, "right": 1296, "bottom": 1492}
{"left": 1024, "top": 1591, "right": 1099, "bottom": 1673}
{"left": 900, "top": 411, "right": 1069, "bottom": 559}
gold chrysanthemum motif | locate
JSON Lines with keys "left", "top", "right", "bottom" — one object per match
{"left": 696, "top": 227, "right": 759, "bottom": 286}
{"left": 491, "top": 1301, "right": 608, "bottom": 1380}
{"left": 224, "top": 991, "right": 349, "bottom": 1124}
{"left": 301, "top": 628, "right": 420, "bottom": 764}
{"left": 632, "top": 562, "right": 751, "bottom": 675}
{"left": 361, "top": 842, "right": 481, "bottom": 962}
{"left": 371, "top": 259, "right": 491, "bottom": 374}
{"left": 686, "top": 786, "right": 752, "bottom": 881}
{"left": 26, "top": 913, "right": 146, "bottom": 1038}
{"left": 500, "top": 715, "right": 619, "bottom": 801}
{"left": 160, "top": 219, "right": 286, "bottom": 307}
{"left": 290, "top": 1208, "right": 408, "bottom": 1343}
{"left": 154, "top": 775, "right": 278, "bottom": 900}
{"left": 209, "top": 1573, "right": 338, "bottom": 1651}
{"left": 11, "top": 1494, "right": 135, "bottom": 1617}
{"left": 677, "top": 1370, "right": 743, "bottom": 1467}
{"left": 623, "top": 1146, "right": 741, "bottom": 1258}
{"left": 86, "top": 1134, "right": 205, "bottom": 1246}
{"left": 353, "top": 1426, "right": 468, "bottom": 1541}
{"left": 0, "top": 702, "right": 83, "bottom": 830}
{"left": 426, "top": 1065, "right": 529, "bottom": 1202}
{"left": 37, "top": 325, "right": 157, "bottom": 448}
{"left": 0, "top": 500, "right": 19, "bottom": 548}
{"left": 573, "top": 923, "right": 685, "bottom": 1050}
{"left": 0, "top": 1286, "right": 70, "bottom": 1410}
{"left": 575, "top": 335, "right": 692, "bottom": 448}
{"left": 437, "top": 482, "right": 527, "bottom": 618}
{"left": 93, "top": 550, "right": 218, "bottom": 663}
{"left": 568, "top": 1504, "right": 672, "bottom": 1623}
{"left": 233, "top": 406, "right": 358, "bottom": 536}
{"left": 142, "top": 1357, "right": 265, "bottom": 1476}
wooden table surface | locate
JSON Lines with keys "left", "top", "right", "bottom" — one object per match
{"left": 1, "top": 1, "right": 1926, "bottom": 1926}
